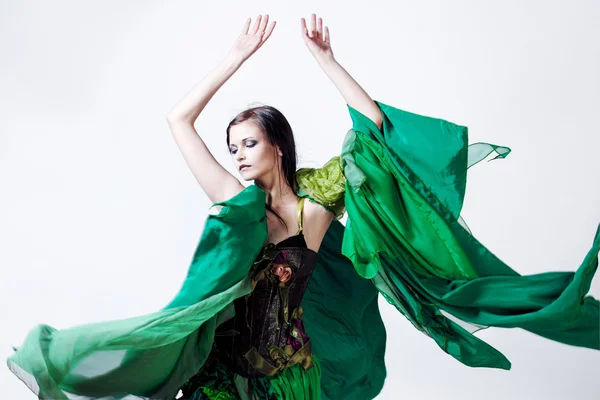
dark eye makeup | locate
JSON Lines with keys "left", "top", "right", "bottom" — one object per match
{"left": 230, "top": 141, "right": 256, "bottom": 154}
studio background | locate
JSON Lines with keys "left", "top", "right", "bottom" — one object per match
{"left": 1, "top": 0, "right": 599, "bottom": 398}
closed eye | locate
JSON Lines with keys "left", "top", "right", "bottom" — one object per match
{"left": 230, "top": 141, "right": 256, "bottom": 154}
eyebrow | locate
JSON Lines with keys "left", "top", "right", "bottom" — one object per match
{"left": 229, "top": 137, "right": 256, "bottom": 147}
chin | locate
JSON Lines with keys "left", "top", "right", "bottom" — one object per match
{"left": 240, "top": 167, "right": 262, "bottom": 181}
{"left": 239, "top": 171, "right": 254, "bottom": 181}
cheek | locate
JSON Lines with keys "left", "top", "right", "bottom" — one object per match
{"left": 254, "top": 145, "right": 276, "bottom": 165}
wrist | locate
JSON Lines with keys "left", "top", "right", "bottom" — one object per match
{"left": 315, "top": 54, "right": 337, "bottom": 68}
{"left": 224, "top": 53, "right": 246, "bottom": 69}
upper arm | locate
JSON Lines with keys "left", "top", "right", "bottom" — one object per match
{"left": 348, "top": 99, "right": 383, "bottom": 131}
{"left": 355, "top": 103, "right": 383, "bottom": 131}
{"left": 167, "top": 118, "right": 244, "bottom": 204}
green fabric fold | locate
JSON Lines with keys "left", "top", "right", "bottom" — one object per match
{"left": 296, "top": 155, "right": 347, "bottom": 220}
{"left": 302, "top": 219, "right": 387, "bottom": 400}
{"left": 340, "top": 100, "right": 600, "bottom": 369}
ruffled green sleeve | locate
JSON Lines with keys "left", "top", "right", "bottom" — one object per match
{"left": 295, "top": 155, "right": 346, "bottom": 220}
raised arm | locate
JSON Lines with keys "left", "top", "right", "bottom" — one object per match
{"left": 166, "top": 15, "right": 276, "bottom": 204}
{"left": 300, "top": 13, "right": 383, "bottom": 130}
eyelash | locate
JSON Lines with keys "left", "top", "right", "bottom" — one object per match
{"left": 230, "top": 142, "right": 256, "bottom": 154}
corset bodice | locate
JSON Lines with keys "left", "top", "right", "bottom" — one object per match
{"left": 214, "top": 232, "right": 319, "bottom": 378}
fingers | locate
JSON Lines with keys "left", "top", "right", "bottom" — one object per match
{"left": 258, "top": 14, "right": 269, "bottom": 34}
{"left": 300, "top": 17, "right": 308, "bottom": 37}
{"left": 251, "top": 15, "right": 262, "bottom": 34}
{"left": 303, "top": 13, "right": 327, "bottom": 40}
{"left": 263, "top": 20, "right": 276, "bottom": 42}
{"left": 245, "top": 14, "right": 274, "bottom": 39}
{"left": 240, "top": 17, "right": 251, "bottom": 36}
{"left": 317, "top": 17, "right": 323, "bottom": 38}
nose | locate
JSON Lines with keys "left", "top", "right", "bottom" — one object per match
{"left": 235, "top": 150, "right": 245, "bottom": 162}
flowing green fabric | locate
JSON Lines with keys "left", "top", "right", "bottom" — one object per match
{"left": 340, "top": 101, "right": 600, "bottom": 369}
{"left": 301, "top": 219, "right": 386, "bottom": 400}
{"left": 7, "top": 100, "right": 599, "bottom": 399}
{"left": 7, "top": 187, "right": 269, "bottom": 399}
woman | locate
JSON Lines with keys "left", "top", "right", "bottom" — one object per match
{"left": 167, "top": 14, "right": 381, "bottom": 399}
{"left": 7, "top": 13, "right": 600, "bottom": 400}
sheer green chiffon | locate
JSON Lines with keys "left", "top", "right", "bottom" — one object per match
{"left": 340, "top": 101, "right": 600, "bottom": 369}
{"left": 7, "top": 100, "right": 599, "bottom": 399}
{"left": 7, "top": 187, "right": 269, "bottom": 399}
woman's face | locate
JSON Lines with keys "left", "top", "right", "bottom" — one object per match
{"left": 228, "top": 120, "right": 281, "bottom": 181}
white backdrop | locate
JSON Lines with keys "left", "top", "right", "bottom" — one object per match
{"left": 1, "top": 0, "right": 599, "bottom": 399}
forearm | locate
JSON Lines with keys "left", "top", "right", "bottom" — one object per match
{"left": 317, "top": 56, "right": 383, "bottom": 129}
{"left": 166, "top": 55, "right": 244, "bottom": 124}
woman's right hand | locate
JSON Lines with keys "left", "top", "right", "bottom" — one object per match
{"left": 228, "top": 15, "right": 276, "bottom": 64}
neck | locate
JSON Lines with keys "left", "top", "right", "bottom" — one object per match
{"left": 255, "top": 170, "right": 297, "bottom": 208}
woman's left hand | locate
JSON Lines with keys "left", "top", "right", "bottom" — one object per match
{"left": 301, "top": 13, "right": 334, "bottom": 63}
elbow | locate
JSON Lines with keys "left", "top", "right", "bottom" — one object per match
{"left": 166, "top": 111, "right": 192, "bottom": 125}
{"left": 165, "top": 113, "right": 178, "bottom": 125}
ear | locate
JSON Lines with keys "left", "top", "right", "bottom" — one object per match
{"left": 276, "top": 145, "right": 283, "bottom": 157}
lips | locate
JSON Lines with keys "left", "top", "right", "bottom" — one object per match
{"left": 239, "top": 164, "right": 251, "bottom": 170}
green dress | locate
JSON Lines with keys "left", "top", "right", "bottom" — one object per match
{"left": 7, "top": 101, "right": 599, "bottom": 399}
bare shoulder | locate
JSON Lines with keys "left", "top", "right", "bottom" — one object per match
{"left": 302, "top": 199, "right": 335, "bottom": 252}
{"left": 304, "top": 199, "right": 335, "bottom": 221}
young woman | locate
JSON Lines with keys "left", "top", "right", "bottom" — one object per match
{"left": 166, "top": 14, "right": 380, "bottom": 398}
{"left": 8, "top": 13, "right": 600, "bottom": 400}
